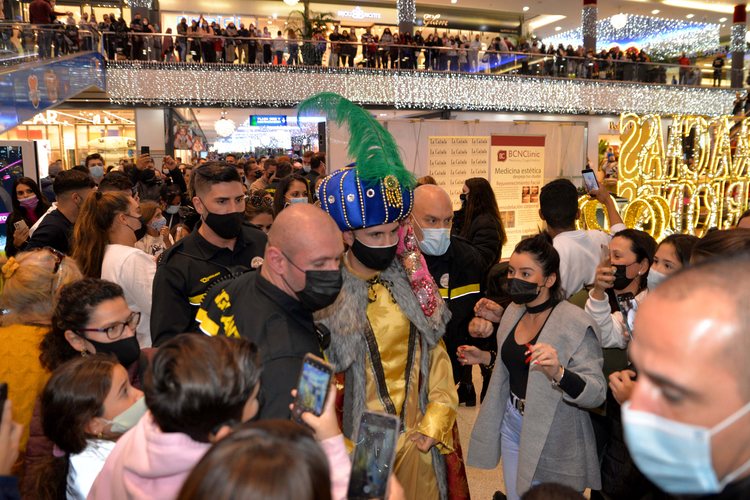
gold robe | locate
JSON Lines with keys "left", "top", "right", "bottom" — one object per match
{"left": 364, "top": 280, "right": 458, "bottom": 500}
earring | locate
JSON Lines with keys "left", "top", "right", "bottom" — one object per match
{"left": 80, "top": 349, "right": 88, "bottom": 357}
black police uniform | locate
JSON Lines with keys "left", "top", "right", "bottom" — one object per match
{"left": 196, "top": 270, "right": 325, "bottom": 420}
{"left": 150, "top": 223, "right": 266, "bottom": 347}
{"left": 423, "top": 235, "right": 487, "bottom": 401}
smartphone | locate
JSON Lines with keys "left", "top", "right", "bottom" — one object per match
{"left": 14, "top": 220, "right": 28, "bottom": 232}
{"left": 292, "top": 353, "right": 333, "bottom": 422}
{"left": 616, "top": 292, "right": 638, "bottom": 338}
{"left": 600, "top": 244, "right": 611, "bottom": 267}
{"left": 140, "top": 146, "right": 150, "bottom": 156}
{"left": 582, "top": 168, "right": 599, "bottom": 193}
{"left": 347, "top": 411, "right": 400, "bottom": 500}
{"left": 0, "top": 383, "right": 7, "bottom": 425}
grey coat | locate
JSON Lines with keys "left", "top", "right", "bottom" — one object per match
{"left": 467, "top": 301, "right": 605, "bottom": 494}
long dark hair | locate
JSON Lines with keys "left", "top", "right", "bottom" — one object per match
{"left": 177, "top": 420, "right": 331, "bottom": 500}
{"left": 460, "top": 177, "right": 507, "bottom": 244}
{"left": 658, "top": 234, "right": 699, "bottom": 267}
{"left": 513, "top": 233, "right": 564, "bottom": 301}
{"left": 40, "top": 278, "right": 125, "bottom": 371}
{"left": 35, "top": 355, "right": 118, "bottom": 500}
{"left": 272, "top": 175, "right": 311, "bottom": 216}
{"left": 10, "top": 177, "right": 50, "bottom": 221}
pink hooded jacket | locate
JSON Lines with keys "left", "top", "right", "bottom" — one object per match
{"left": 87, "top": 412, "right": 210, "bottom": 500}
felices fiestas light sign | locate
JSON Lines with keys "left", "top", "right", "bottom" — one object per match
{"left": 337, "top": 6, "right": 382, "bottom": 20}
{"left": 250, "top": 115, "right": 288, "bottom": 126}
{"left": 423, "top": 14, "right": 449, "bottom": 27}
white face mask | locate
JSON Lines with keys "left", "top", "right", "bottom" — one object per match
{"left": 102, "top": 397, "right": 148, "bottom": 434}
{"left": 647, "top": 268, "right": 668, "bottom": 290}
{"left": 412, "top": 217, "right": 451, "bottom": 256}
{"left": 622, "top": 400, "right": 750, "bottom": 494}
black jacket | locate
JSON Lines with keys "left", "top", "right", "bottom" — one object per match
{"left": 197, "top": 271, "right": 324, "bottom": 420}
{"left": 150, "top": 223, "right": 267, "bottom": 346}
{"left": 424, "top": 235, "right": 484, "bottom": 381}
{"left": 463, "top": 212, "right": 503, "bottom": 273}
{"left": 26, "top": 209, "right": 73, "bottom": 254}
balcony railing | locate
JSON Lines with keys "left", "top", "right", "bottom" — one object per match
{"left": 0, "top": 22, "right": 739, "bottom": 89}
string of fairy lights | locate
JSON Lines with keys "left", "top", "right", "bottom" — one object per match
{"left": 544, "top": 14, "right": 720, "bottom": 59}
{"left": 105, "top": 62, "right": 736, "bottom": 116}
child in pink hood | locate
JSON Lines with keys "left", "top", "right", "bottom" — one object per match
{"left": 88, "top": 335, "right": 262, "bottom": 500}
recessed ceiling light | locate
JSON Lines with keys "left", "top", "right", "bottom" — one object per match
{"left": 719, "top": 17, "right": 727, "bottom": 22}
{"left": 651, "top": 9, "right": 660, "bottom": 14}
{"left": 686, "top": 13, "right": 695, "bottom": 18}
{"left": 450, "top": 0, "right": 457, "bottom": 3}
{"left": 523, "top": 6, "right": 530, "bottom": 12}
{"left": 555, "top": 26, "right": 562, "bottom": 31}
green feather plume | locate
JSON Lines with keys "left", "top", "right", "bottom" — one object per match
{"left": 297, "top": 92, "right": 414, "bottom": 188}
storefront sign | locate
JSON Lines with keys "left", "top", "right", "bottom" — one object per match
{"left": 250, "top": 115, "right": 288, "bottom": 126}
{"left": 336, "top": 6, "right": 381, "bottom": 20}
{"left": 423, "top": 14, "right": 448, "bottom": 27}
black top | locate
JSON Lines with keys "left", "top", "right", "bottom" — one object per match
{"left": 26, "top": 209, "right": 73, "bottom": 255}
{"left": 501, "top": 320, "right": 542, "bottom": 399}
{"left": 197, "top": 271, "right": 323, "bottom": 420}
{"left": 150, "top": 223, "right": 267, "bottom": 347}
{"left": 464, "top": 212, "right": 503, "bottom": 274}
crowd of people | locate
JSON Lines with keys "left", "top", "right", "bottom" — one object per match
{"left": 1, "top": 95, "right": 750, "bottom": 500}
{"left": 0, "top": 3, "right": 729, "bottom": 87}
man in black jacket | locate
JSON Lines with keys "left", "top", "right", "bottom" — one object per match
{"left": 150, "top": 162, "right": 266, "bottom": 347}
{"left": 412, "top": 184, "right": 488, "bottom": 405}
{"left": 196, "top": 203, "right": 344, "bottom": 419}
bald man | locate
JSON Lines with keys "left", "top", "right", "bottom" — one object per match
{"left": 412, "top": 184, "right": 489, "bottom": 404}
{"left": 623, "top": 253, "right": 750, "bottom": 497}
{"left": 196, "top": 204, "right": 344, "bottom": 419}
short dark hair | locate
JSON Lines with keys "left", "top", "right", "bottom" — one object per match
{"left": 40, "top": 278, "right": 125, "bottom": 371}
{"left": 513, "top": 233, "right": 564, "bottom": 300}
{"left": 71, "top": 165, "right": 90, "bottom": 175}
{"left": 52, "top": 169, "right": 96, "bottom": 197}
{"left": 177, "top": 420, "right": 331, "bottom": 500}
{"left": 539, "top": 179, "right": 579, "bottom": 229}
{"left": 145, "top": 335, "right": 261, "bottom": 443}
{"left": 98, "top": 171, "right": 134, "bottom": 193}
{"left": 658, "top": 234, "right": 699, "bottom": 267}
{"left": 85, "top": 153, "right": 105, "bottom": 168}
{"left": 275, "top": 161, "right": 293, "bottom": 180}
{"left": 189, "top": 161, "right": 242, "bottom": 198}
{"left": 310, "top": 154, "right": 324, "bottom": 171}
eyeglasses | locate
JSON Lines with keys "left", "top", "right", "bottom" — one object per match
{"left": 77, "top": 311, "right": 141, "bottom": 340}
{"left": 248, "top": 194, "right": 273, "bottom": 209}
{"left": 31, "top": 246, "right": 64, "bottom": 274}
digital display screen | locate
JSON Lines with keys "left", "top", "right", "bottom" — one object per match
{"left": 250, "top": 115, "right": 288, "bottom": 127}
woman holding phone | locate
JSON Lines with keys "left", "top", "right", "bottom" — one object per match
{"left": 466, "top": 234, "right": 605, "bottom": 499}
{"left": 5, "top": 178, "right": 51, "bottom": 257}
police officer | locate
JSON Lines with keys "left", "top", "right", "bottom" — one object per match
{"left": 411, "top": 184, "right": 489, "bottom": 405}
{"left": 196, "top": 204, "right": 344, "bottom": 419}
{"left": 150, "top": 162, "right": 267, "bottom": 347}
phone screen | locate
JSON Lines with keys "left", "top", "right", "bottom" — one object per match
{"left": 616, "top": 293, "right": 638, "bottom": 338}
{"left": 347, "top": 411, "right": 400, "bottom": 500}
{"left": 0, "top": 383, "right": 7, "bottom": 425}
{"left": 141, "top": 146, "right": 150, "bottom": 156}
{"left": 582, "top": 169, "right": 599, "bottom": 193}
{"left": 294, "top": 354, "right": 332, "bottom": 418}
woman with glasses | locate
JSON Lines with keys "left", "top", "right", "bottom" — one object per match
{"left": 0, "top": 248, "right": 82, "bottom": 476}
{"left": 72, "top": 191, "right": 156, "bottom": 348}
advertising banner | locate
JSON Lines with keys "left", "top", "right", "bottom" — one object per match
{"left": 427, "top": 136, "right": 490, "bottom": 210}
{"left": 490, "top": 135, "right": 546, "bottom": 251}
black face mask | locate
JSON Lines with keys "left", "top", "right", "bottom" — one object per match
{"left": 351, "top": 238, "right": 397, "bottom": 271}
{"left": 133, "top": 216, "right": 147, "bottom": 241}
{"left": 254, "top": 169, "right": 263, "bottom": 179}
{"left": 459, "top": 193, "right": 467, "bottom": 205}
{"left": 507, "top": 278, "right": 541, "bottom": 305}
{"left": 281, "top": 252, "right": 343, "bottom": 311}
{"left": 613, "top": 264, "right": 635, "bottom": 290}
{"left": 86, "top": 336, "right": 141, "bottom": 367}
{"left": 202, "top": 210, "right": 245, "bottom": 240}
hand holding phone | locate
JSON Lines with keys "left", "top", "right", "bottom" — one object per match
{"left": 140, "top": 145, "right": 150, "bottom": 156}
{"left": 289, "top": 383, "right": 339, "bottom": 441}
{"left": 13, "top": 220, "right": 28, "bottom": 233}
{"left": 582, "top": 168, "right": 600, "bottom": 195}
{"left": 616, "top": 292, "right": 638, "bottom": 339}
{"left": 347, "top": 411, "right": 400, "bottom": 500}
{"left": 292, "top": 354, "right": 333, "bottom": 423}
{"left": 600, "top": 244, "right": 611, "bottom": 267}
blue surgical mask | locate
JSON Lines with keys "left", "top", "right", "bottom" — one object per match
{"left": 104, "top": 397, "right": 148, "bottom": 433}
{"left": 150, "top": 216, "right": 167, "bottom": 232}
{"left": 288, "top": 197, "right": 308, "bottom": 205}
{"left": 419, "top": 228, "right": 451, "bottom": 256}
{"left": 647, "top": 268, "right": 667, "bottom": 290}
{"left": 302, "top": 164, "right": 311, "bottom": 173}
{"left": 165, "top": 205, "right": 180, "bottom": 215}
{"left": 90, "top": 165, "right": 104, "bottom": 180}
{"left": 622, "top": 400, "right": 750, "bottom": 494}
